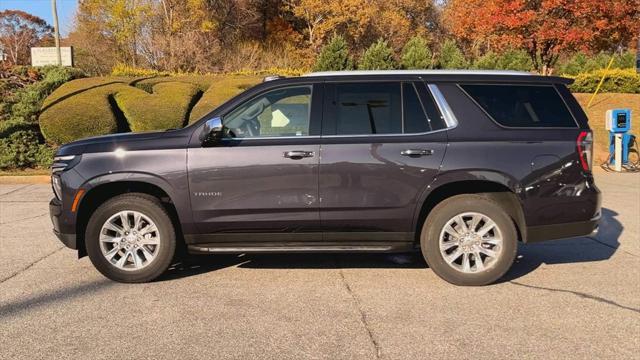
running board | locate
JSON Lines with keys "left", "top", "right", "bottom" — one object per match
{"left": 188, "top": 244, "right": 411, "bottom": 254}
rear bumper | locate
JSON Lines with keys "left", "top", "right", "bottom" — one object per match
{"left": 526, "top": 215, "right": 600, "bottom": 243}
{"left": 50, "top": 198, "right": 77, "bottom": 249}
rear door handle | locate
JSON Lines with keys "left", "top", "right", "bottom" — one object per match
{"left": 284, "top": 150, "right": 314, "bottom": 159}
{"left": 401, "top": 149, "right": 434, "bottom": 157}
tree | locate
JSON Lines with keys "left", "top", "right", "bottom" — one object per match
{"left": 445, "top": 0, "right": 640, "bottom": 74}
{"left": 438, "top": 40, "right": 467, "bottom": 69}
{"left": 401, "top": 36, "right": 432, "bottom": 69}
{"left": 473, "top": 49, "right": 531, "bottom": 71}
{"left": 359, "top": 39, "right": 396, "bottom": 70}
{"left": 0, "top": 10, "right": 53, "bottom": 65}
{"left": 313, "top": 35, "right": 353, "bottom": 71}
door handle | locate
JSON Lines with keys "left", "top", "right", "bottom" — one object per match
{"left": 284, "top": 150, "right": 314, "bottom": 159}
{"left": 401, "top": 149, "right": 434, "bottom": 157}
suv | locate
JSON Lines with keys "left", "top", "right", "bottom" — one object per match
{"left": 50, "top": 70, "right": 601, "bottom": 286}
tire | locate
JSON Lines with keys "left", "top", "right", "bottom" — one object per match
{"left": 85, "top": 193, "right": 176, "bottom": 283}
{"left": 420, "top": 194, "right": 517, "bottom": 286}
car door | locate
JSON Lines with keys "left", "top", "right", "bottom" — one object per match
{"left": 319, "top": 81, "right": 448, "bottom": 241}
{"left": 188, "top": 83, "right": 322, "bottom": 243}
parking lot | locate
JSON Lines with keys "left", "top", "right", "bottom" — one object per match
{"left": 0, "top": 172, "right": 638, "bottom": 359}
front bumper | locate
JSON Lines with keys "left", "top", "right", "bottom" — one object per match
{"left": 50, "top": 198, "right": 77, "bottom": 249}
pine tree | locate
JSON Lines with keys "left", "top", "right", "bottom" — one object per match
{"left": 313, "top": 35, "right": 353, "bottom": 71}
{"left": 438, "top": 40, "right": 468, "bottom": 69}
{"left": 401, "top": 36, "right": 432, "bottom": 69}
{"left": 358, "top": 39, "right": 397, "bottom": 70}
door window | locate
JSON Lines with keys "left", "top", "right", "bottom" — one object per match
{"left": 223, "top": 86, "right": 312, "bottom": 138}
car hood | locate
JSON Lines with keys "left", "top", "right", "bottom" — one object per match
{"left": 56, "top": 129, "right": 193, "bottom": 156}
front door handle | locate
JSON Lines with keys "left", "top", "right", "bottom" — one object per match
{"left": 284, "top": 150, "right": 315, "bottom": 159}
{"left": 401, "top": 149, "right": 434, "bottom": 157}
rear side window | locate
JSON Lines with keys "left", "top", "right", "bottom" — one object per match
{"left": 460, "top": 84, "right": 577, "bottom": 128}
{"left": 329, "top": 82, "right": 402, "bottom": 135}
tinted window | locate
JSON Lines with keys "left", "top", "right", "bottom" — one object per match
{"left": 403, "top": 83, "right": 430, "bottom": 133}
{"left": 461, "top": 84, "right": 576, "bottom": 128}
{"left": 224, "top": 86, "right": 311, "bottom": 138}
{"left": 330, "top": 83, "right": 401, "bottom": 135}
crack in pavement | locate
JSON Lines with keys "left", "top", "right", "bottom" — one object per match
{"left": 0, "top": 184, "right": 32, "bottom": 197}
{"left": 510, "top": 281, "right": 640, "bottom": 315}
{"left": 338, "top": 267, "right": 382, "bottom": 358}
{"left": 586, "top": 236, "right": 638, "bottom": 258}
{"left": 0, "top": 212, "right": 48, "bottom": 225}
{"left": 0, "top": 246, "right": 64, "bottom": 285}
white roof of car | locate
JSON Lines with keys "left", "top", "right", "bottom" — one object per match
{"left": 303, "top": 70, "right": 532, "bottom": 77}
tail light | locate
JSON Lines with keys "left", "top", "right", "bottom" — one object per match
{"left": 576, "top": 131, "right": 593, "bottom": 172}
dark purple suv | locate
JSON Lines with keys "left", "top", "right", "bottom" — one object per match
{"left": 49, "top": 70, "right": 601, "bottom": 285}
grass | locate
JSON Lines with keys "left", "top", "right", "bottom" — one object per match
{"left": 574, "top": 93, "right": 639, "bottom": 163}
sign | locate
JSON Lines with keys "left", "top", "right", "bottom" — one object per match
{"left": 31, "top": 47, "right": 74, "bottom": 67}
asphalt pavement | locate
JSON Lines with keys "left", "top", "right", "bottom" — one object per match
{"left": 0, "top": 172, "right": 638, "bottom": 359}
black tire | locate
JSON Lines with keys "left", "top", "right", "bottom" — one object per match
{"left": 420, "top": 194, "right": 517, "bottom": 286}
{"left": 85, "top": 193, "right": 176, "bottom": 283}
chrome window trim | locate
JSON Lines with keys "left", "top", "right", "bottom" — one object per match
{"left": 428, "top": 84, "right": 459, "bottom": 129}
{"left": 456, "top": 83, "right": 579, "bottom": 129}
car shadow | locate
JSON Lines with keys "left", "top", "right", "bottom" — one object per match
{"left": 159, "top": 207, "right": 622, "bottom": 283}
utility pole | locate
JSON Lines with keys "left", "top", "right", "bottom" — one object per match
{"left": 51, "top": 0, "right": 62, "bottom": 65}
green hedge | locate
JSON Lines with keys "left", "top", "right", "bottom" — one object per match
{"left": 569, "top": 69, "right": 640, "bottom": 94}
{"left": 38, "top": 74, "right": 262, "bottom": 144}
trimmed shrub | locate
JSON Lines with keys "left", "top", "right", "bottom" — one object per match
{"left": 189, "top": 75, "right": 261, "bottom": 123}
{"left": 359, "top": 39, "right": 397, "bottom": 70}
{"left": 115, "top": 82, "right": 201, "bottom": 131}
{"left": 569, "top": 69, "right": 640, "bottom": 94}
{"left": 314, "top": 35, "right": 354, "bottom": 72}
{"left": 437, "top": 40, "right": 468, "bottom": 69}
{"left": 401, "top": 36, "right": 432, "bottom": 69}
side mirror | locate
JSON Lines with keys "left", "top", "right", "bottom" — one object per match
{"left": 200, "top": 117, "right": 224, "bottom": 143}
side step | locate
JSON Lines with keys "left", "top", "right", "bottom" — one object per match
{"left": 188, "top": 244, "right": 411, "bottom": 254}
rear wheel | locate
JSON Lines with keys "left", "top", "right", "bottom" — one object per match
{"left": 420, "top": 194, "right": 517, "bottom": 286}
{"left": 85, "top": 194, "right": 176, "bottom": 283}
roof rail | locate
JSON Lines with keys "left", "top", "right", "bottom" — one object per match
{"left": 303, "top": 70, "right": 532, "bottom": 77}
{"left": 263, "top": 75, "right": 286, "bottom": 82}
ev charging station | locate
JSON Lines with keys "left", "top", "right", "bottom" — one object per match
{"left": 605, "top": 109, "right": 632, "bottom": 172}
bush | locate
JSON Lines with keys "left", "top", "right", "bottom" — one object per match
{"left": 359, "top": 39, "right": 397, "bottom": 70}
{"left": 189, "top": 75, "right": 261, "bottom": 123}
{"left": 401, "top": 36, "right": 432, "bottom": 69}
{"left": 473, "top": 49, "right": 532, "bottom": 71}
{"left": 10, "top": 66, "right": 85, "bottom": 123}
{"left": 314, "top": 35, "right": 354, "bottom": 71}
{"left": 0, "top": 130, "right": 54, "bottom": 170}
{"left": 557, "top": 51, "right": 636, "bottom": 76}
{"left": 569, "top": 69, "right": 640, "bottom": 94}
{"left": 438, "top": 40, "right": 468, "bottom": 69}
{"left": 115, "top": 82, "right": 201, "bottom": 131}
{"left": 40, "top": 78, "right": 127, "bottom": 144}
{"left": 111, "top": 63, "right": 171, "bottom": 77}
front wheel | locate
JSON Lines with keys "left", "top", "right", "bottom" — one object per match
{"left": 420, "top": 194, "right": 517, "bottom": 286}
{"left": 85, "top": 193, "right": 176, "bottom": 283}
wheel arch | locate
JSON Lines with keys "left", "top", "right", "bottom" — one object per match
{"left": 414, "top": 179, "right": 527, "bottom": 245}
{"left": 75, "top": 180, "right": 184, "bottom": 258}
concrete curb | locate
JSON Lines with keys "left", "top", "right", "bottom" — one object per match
{"left": 0, "top": 175, "right": 50, "bottom": 184}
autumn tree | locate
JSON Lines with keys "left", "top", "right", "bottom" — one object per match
{"left": 0, "top": 10, "right": 53, "bottom": 65}
{"left": 445, "top": 0, "right": 640, "bottom": 74}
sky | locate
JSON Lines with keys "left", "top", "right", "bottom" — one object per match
{"left": 0, "top": 0, "right": 79, "bottom": 36}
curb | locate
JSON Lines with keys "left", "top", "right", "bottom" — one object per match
{"left": 0, "top": 175, "right": 50, "bottom": 184}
